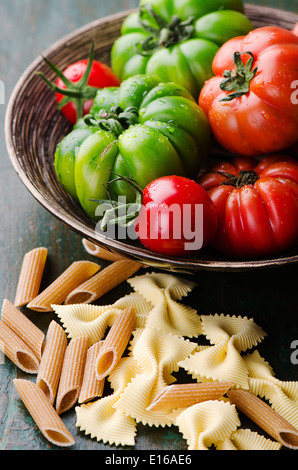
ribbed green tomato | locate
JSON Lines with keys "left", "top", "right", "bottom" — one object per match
{"left": 54, "top": 75, "right": 210, "bottom": 220}
{"left": 111, "top": 0, "right": 254, "bottom": 99}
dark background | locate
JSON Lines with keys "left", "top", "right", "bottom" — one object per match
{"left": 0, "top": 0, "right": 297, "bottom": 450}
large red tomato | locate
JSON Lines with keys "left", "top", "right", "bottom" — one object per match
{"left": 199, "top": 26, "right": 298, "bottom": 156}
{"left": 198, "top": 155, "right": 298, "bottom": 258}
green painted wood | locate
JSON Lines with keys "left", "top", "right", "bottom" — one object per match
{"left": 0, "top": 0, "right": 297, "bottom": 451}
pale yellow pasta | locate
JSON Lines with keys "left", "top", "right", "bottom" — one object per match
{"left": 179, "top": 314, "right": 267, "bottom": 389}
{"left": 56, "top": 336, "right": 88, "bottom": 415}
{"left": 114, "top": 327, "right": 197, "bottom": 426}
{"left": 27, "top": 260, "right": 100, "bottom": 312}
{"left": 128, "top": 272, "right": 201, "bottom": 337}
{"left": 175, "top": 400, "right": 240, "bottom": 450}
{"left": 64, "top": 260, "right": 142, "bottom": 304}
{"left": 79, "top": 341, "right": 105, "bottom": 404}
{"left": 147, "top": 381, "right": 234, "bottom": 412}
{"left": 216, "top": 429, "right": 282, "bottom": 450}
{"left": 36, "top": 320, "right": 67, "bottom": 405}
{"left": 13, "top": 379, "right": 75, "bottom": 447}
{"left": 14, "top": 247, "right": 48, "bottom": 307}
{"left": 82, "top": 239, "right": 126, "bottom": 261}
{"left": 52, "top": 293, "right": 151, "bottom": 345}
{"left": 1, "top": 299, "right": 45, "bottom": 361}
{"left": 76, "top": 356, "right": 139, "bottom": 446}
{"left": 227, "top": 389, "right": 298, "bottom": 450}
{"left": 95, "top": 307, "right": 136, "bottom": 381}
{"left": 0, "top": 320, "right": 40, "bottom": 373}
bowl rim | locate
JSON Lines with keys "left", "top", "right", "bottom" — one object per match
{"left": 5, "top": 5, "right": 298, "bottom": 272}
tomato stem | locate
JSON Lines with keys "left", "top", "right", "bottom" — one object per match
{"left": 219, "top": 51, "right": 258, "bottom": 102}
{"left": 90, "top": 173, "right": 143, "bottom": 232}
{"left": 84, "top": 106, "right": 139, "bottom": 137}
{"left": 134, "top": 4, "right": 195, "bottom": 56}
{"left": 37, "top": 41, "right": 99, "bottom": 120}
{"left": 218, "top": 170, "right": 259, "bottom": 187}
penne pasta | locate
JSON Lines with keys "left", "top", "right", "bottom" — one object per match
{"left": 78, "top": 341, "right": 105, "bottom": 404}
{"left": 56, "top": 336, "right": 88, "bottom": 415}
{"left": 82, "top": 239, "right": 126, "bottom": 261}
{"left": 36, "top": 320, "right": 67, "bottom": 405}
{"left": 1, "top": 299, "right": 45, "bottom": 361}
{"left": 27, "top": 260, "right": 100, "bottom": 312}
{"left": 14, "top": 247, "right": 48, "bottom": 307}
{"left": 227, "top": 389, "right": 298, "bottom": 450}
{"left": 0, "top": 320, "right": 40, "bottom": 373}
{"left": 147, "top": 381, "right": 235, "bottom": 412}
{"left": 95, "top": 307, "right": 136, "bottom": 381}
{"left": 64, "top": 260, "right": 142, "bottom": 305}
{"left": 13, "top": 379, "right": 75, "bottom": 447}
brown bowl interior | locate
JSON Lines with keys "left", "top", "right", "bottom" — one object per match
{"left": 5, "top": 4, "right": 298, "bottom": 272}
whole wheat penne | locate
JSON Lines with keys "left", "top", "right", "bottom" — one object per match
{"left": 82, "top": 239, "right": 126, "bottom": 261}
{"left": 56, "top": 336, "right": 88, "bottom": 415}
{"left": 95, "top": 307, "right": 136, "bottom": 381}
{"left": 1, "top": 299, "right": 45, "bottom": 361}
{"left": 64, "top": 260, "right": 142, "bottom": 305}
{"left": 13, "top": 379, "right": 75, "bottom": 447}
{"left": 36, "top": 320, "right": 67, "bottom": 405}
{"left": 14, "top": 247, "right": 48, "bottom": 307}
{"left": 147, "top": 381, "right": 235, "bottom": 412}
{"left": 227, "top": 389, "right": 298, "bottom": 450}
{"left": 27, "top": 260, "right": 100, "bottom": 312}
{"left": 78, "top": 341, "right": 105, "bottom": 404}
{"left": 0, "top": 320, "right": 40, "bottom": 373}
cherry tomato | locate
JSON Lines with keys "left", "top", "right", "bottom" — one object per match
{"left": 198, "top": 155, "right": 298, "bottom": 258}
{"left": 134, "top": 176, "right": 218, "bottom": 256}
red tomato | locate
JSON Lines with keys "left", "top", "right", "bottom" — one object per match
{"left": 198, "top": 155, "right": 298, "bottom": 258}
{"left": 55, "top": 59, "right": 120, "bottom": 124}
{"left": 134, "top": 176, "right": 218, "bottom": 256}
{"left": 199, "top": 26, "right": 298, "bottom": 156}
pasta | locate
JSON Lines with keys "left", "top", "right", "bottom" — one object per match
{"left": 1, "top": 299, "right": 45, "bottom": 361}
{"left": 56, "top": 336, "right": 89, "bottom": 415}
{"left": 175, "top": 400, "right": 240, "bottom": 450}
{"left": 13, "top": 379, "right": 75, "bottom": 447}
{"left": 79, "top": 341, "right": 105, "bottom": 404}
{"left": 36, "top": 320, "right": 67, "bottom": 404}
{"left": 27, "top": 260, "right": 100, "bottom": 312}
{"left": 128, "top": 272, "right": 201, "bottom": 337}
{"left": 147, "top": 381, "right": 234, "bottom": 412}
{"left": 76, "top": 356, "right": 139, "bottom": 446}
{"left": 14, "top": 247, "right": 48, "bottom": 307}
{"left": 179, "top": 314, "right": 267, "bottom": 389}
{"left": 0, "top": 320, "right": 40, "bottom": 373}
{"left": 64, "top": 260, "right": 142, "bottom": 304}
{"left": 216, "top": 429, "right": 282, "bottom": 450}
{"left": 114, "top": 327, "right": 198, "bottom": 426}
{"left": 82, "top": 239, "right": 126, "bottom": 261}
{"left": 227, "top": 389, "right": 298, "bottom": 450}
{"left": 95, "top": 307, "right": 136, "bottom": 381}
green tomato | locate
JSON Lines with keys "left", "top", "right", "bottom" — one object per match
{"left": 111, "top": 0, "right": 253, "bottom": 98}
{"left": 54, "top": 75, "right": 210, "bottom": 220}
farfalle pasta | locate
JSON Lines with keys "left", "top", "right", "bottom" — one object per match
{"left": 175, "top": 400, "right": 240, "bottom": 450}
{"left": 128, "top": 272, "right": 201, "bottom": 338}
{"left": 179, "top": 314, "right": 267, "bottom": 389}
{"left": 114, "top": 327, "right": 198, "bottom": 427}
{"left": 216, "top": 429, "right": 282, "bottom": 450}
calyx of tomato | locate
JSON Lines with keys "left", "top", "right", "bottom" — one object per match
{"left": 37, "top": 42, "right": 99, "bottom": 120}
{"left": 134, "top": 3, "right": 195, "bottom": 55}
{"left": 84, "top": 106, "right": 139, "bottom": 137}
{"left": 90, "top": 173, "right": 143, "bottom": 231}
{"left": 218, "top": 170, "right": 259, "bottom": 187}
{"left": 219, "top": 51, "right": 258, "bottom": 102}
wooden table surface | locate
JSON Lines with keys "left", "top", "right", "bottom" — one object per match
{"left": 0, "top": 0, "right": 297, "bottom": 451}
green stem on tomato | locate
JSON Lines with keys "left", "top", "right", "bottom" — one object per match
{"left": 219, "top": 51, "right": 258, "bottom": 102}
